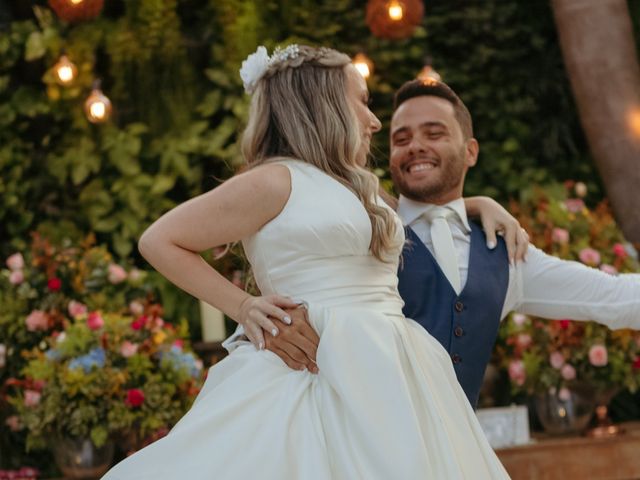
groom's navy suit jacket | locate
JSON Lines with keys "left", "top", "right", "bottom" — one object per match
{"left": 397, "top": 222, "right": 509, "bottom": 408}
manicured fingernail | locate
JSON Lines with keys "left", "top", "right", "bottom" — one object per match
{"left": 487, "top": 241, "right": 496, "bottom": 249}
{"left": 510, "top": 258, "right": 515, "bottom": 267}
{"left": 283, "top": 315, "right": 291, "bottom": 325}
{"left": 259, "top": 342, "right": 264, "bottom": 350}
{"left": 271, "top": 328, "right": 278, "bottom": 337}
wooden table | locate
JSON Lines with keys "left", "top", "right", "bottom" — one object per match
{"left": 496, "top": 422, "right": 640, "bottom": 479}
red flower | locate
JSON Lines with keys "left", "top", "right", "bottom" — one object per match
{"left": 613, "top": 243, "right": 628, "bottom": 259}
{"left": 47, "top": 277, "right": 62, "bottom": 291}
{"left": 633, "top": 357, "right": 640, "bottom": 370}
{"left": 558, "top": 320, "right": 571, "bottom": 330}
{"left": 131, "top": 316, "right": 146, "bottom": 330}
{"left": 125, "top": 389, "right": 145, "bottom": 408}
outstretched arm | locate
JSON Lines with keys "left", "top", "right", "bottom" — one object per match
{"left": 506, "top": 246, "right": 640, "bottom": 329}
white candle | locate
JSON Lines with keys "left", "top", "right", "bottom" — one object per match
{"left": 199, "top": 300, "right": 226, "bottom": 342}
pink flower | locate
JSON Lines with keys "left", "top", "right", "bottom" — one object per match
{"left": 6, "top": 252, "right": 24, "bottom": 271}
{"left": 5, "top": 415, "right": 22, "bottom": 432}
{"left": 47, "top": 277, "right": 62, "bottom": 291}
{"left": 120, "top": 341, "right": 139, "bottom": 358}
{"left": 129, "top": 300, "right": 145, "bottom": 316}
{"left": 564, "top": 198, "right": 585, "bottom": 213}
{"left": 107, "top": 264, "right": 127, "bottom": 284}
{"left": 516, "top": 333, "right": 532, "bottom": 349}
{"left": 511, "top": 313, "right": 528, "bottom": 326}
{"left": 508, "top": 360, "right": 526, "bottom": 386}
{"left": 599, "top": 264, "right": 618, "bottom": 275}
{"left": 549, "top": 351, "right": 565, "bottom": 369}
{"left": 125, "top": 389, "right": 145, "bottom": 408}
{"left": 173, "top": 339, "right": 184, "bottom": 349}
{"left": 561, "top": 364, "right": 576, "bottom": 380}
{"left": 25, "top": 310, "right": 49, "bottom": 331}
{"left": 24, "top": 390, "right": 41, "bottom": 407}
{"left": 9, "top": 270, "right": 24, "bottom": 285}
{"left": 574, "top": 182, "right": 587, "bottom": 198}
{"left": 68, "top": 300, "right": 88, "bottom": 318}
{"left": 578, "top": 247, "right": 601, "bottom": 266}
{"left": 86, "top": 312, "right": 104, "bottom": 330}
{"left": 558, "top": 387, "right": 572, "bottom": 401}
{"left": 128, "top": 268, "right": 142, "bottom": 282}
{"left": 612, "top": 243, "right": 628, "bottom": 258}
{"left": 551, "top": 228, "right": 570, "bottom": 245}
{"left": 589, "top": 345, "right": 608, "bottom": 367}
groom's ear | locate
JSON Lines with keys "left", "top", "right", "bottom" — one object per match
{"left": 465, "top": 138, "right": 479, "bottom": 168}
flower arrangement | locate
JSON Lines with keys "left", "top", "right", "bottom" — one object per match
{"left": 0, "top": 234, "right": 203, "bottom": 459}
{"left": 495, "top": 182, "right": 640, "bottom": 399}
{"left": 6, "top": 309, "right": 202, "bottom": 451}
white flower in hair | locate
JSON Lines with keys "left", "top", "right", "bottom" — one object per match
{"left": 239, "top": 46, "right": 270, "bottom": 94}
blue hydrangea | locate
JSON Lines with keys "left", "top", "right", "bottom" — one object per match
{"left": 160, "top": 345, "right": 202, "bottom": 378}
{"left": 45, "top": 349, "right": 62, "bottom": 361}
{"left": 68, "top": 347, "right": 106, "bottom": 373}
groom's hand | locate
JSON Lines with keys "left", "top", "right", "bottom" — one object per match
{"left": 265, "top": 305, "right": 320, "bottom": 374}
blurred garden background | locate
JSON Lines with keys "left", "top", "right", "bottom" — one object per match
{"left": 1, "top": 0, "right": 640, "bottom": 477}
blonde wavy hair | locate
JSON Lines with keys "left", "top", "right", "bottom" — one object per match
{"left": 241, "top": 45, "right": 399, "bottom": 262}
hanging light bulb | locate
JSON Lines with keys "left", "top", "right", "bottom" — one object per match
{"left": 70, "top": 0, "right": 84, "bottom": 4}
{"left": 629, "top": 107, "right": 640, "bottom": 138}
{"left": 417, "top": 64, "right": 442, "bottom": 83}
{"left": 353, "top": 53, "right": 374, "bottom": 79}
{"left": 387, "top": 0, "right": 404, "bottom": 21}
{"left": 53, "top": 54, "right": 78, "bottom": 86}
{"left": 84, "top": 81, "right": 112, "bottom": 123}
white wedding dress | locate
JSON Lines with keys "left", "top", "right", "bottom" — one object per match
{"left": 103, "top": 160, "right": 510, "bottom": 479}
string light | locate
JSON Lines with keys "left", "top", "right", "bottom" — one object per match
{"left": 53, "top": 54, "right": 78, "bottom": 86}
{"left": 387, "top": 0, "right": 404, "bottom": 21}
{"left": 70, "top": 0, "right": 84, "bottom": 4}
{"left": 84, "top": 81, "right": 112, "bottom": 123}
{"left": 417, "top": 64, "right": 442, "bottom": 83}
{"left": 353, "top": 53, "right": 374, "bottom": 79}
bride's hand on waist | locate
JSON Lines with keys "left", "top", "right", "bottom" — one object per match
{"left": 237, "top": 295, "right": 299, "bottom": 351}
{"left": 264, "top": 305, "right": 320, "bottom": 374}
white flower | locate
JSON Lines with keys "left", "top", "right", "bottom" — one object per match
{"left": 0, "top": 343, "right": 6, "bottom": 368}
{"left": 239, "top": 46, "right": 270, "bottom": 94}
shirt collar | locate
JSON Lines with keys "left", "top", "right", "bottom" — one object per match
{"left": 397, "top": 195, "right": 472, "bottom": 233}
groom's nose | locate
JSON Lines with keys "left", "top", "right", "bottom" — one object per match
{"left": 408, "top": 135, "right": 427, "bottom": 155}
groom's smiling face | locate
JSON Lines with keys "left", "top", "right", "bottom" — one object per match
{"left": 389, "top": 95, "right": 478, "bottom": 204}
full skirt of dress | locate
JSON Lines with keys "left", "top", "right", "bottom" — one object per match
{"left": 103, "top": 303, "right": 510, "bottom": 479}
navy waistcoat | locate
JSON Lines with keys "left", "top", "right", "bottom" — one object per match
{"left": 397, "top": 222, "right": 509, "bottom": 407}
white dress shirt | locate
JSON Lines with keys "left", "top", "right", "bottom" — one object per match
{"left": 397, "top": 195, "right": 640, "bottom": 329}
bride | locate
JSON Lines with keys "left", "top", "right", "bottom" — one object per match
{"left": 103, "top": 45, "right": 512, "bottom": 479}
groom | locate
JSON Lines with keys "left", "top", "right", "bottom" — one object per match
{"left": 228, "top": 79, "right": 640, "bottom": 408}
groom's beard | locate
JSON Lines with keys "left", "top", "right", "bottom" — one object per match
{"left": 391, "top": 147, "right": 466, "bottom": 203}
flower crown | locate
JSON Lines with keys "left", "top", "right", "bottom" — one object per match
{"left": 239, "top": 45, "right": 301, "bottom": 94}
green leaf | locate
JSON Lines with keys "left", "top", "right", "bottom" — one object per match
{"left": 24, "top": 31, "right": 45, "bottom": 61}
